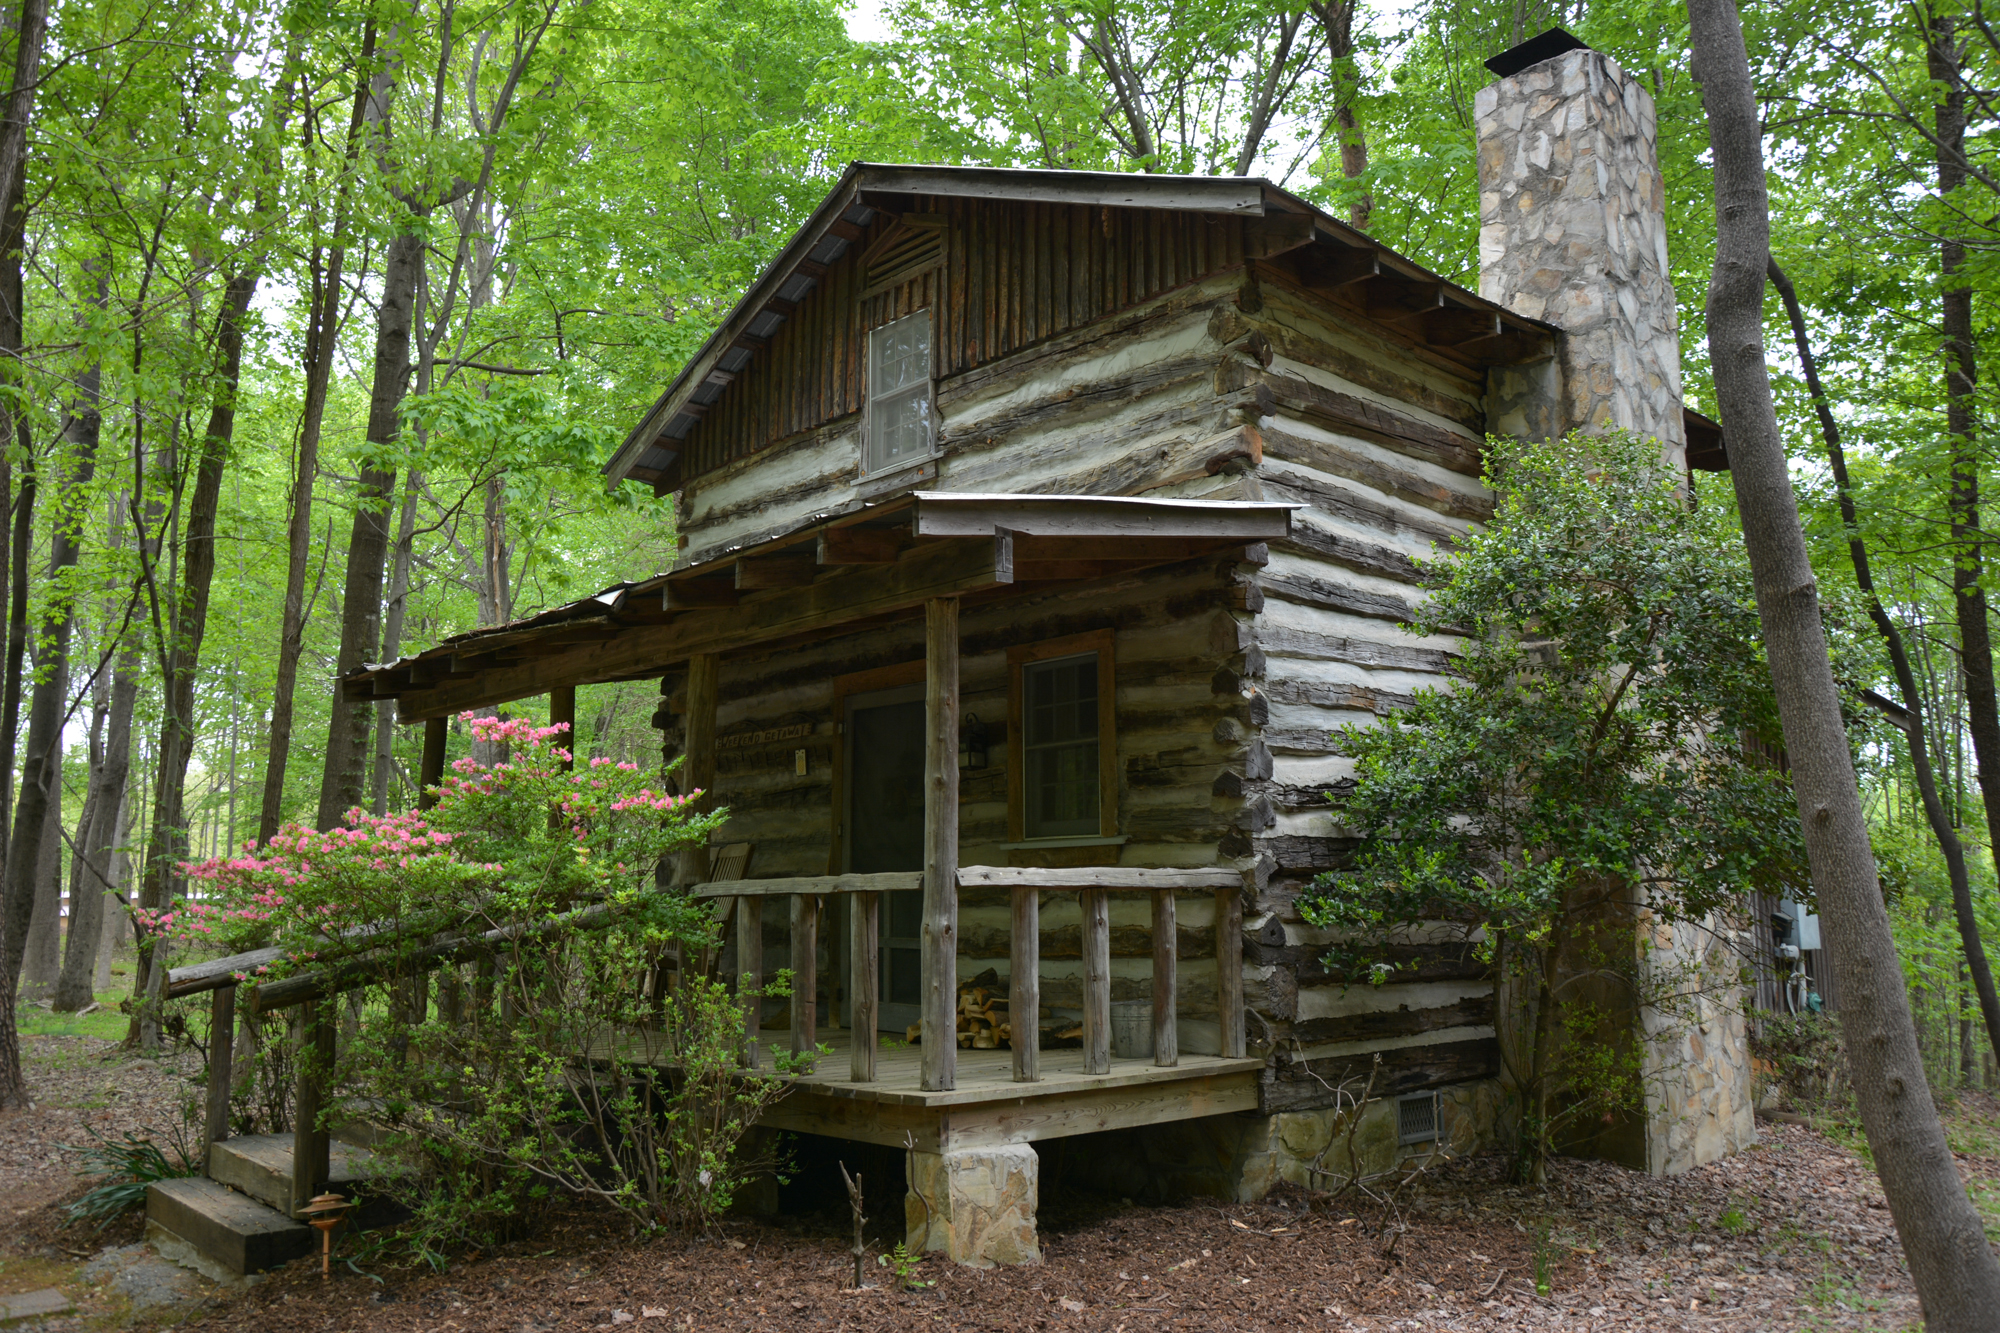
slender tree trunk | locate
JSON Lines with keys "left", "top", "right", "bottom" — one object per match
{"left": 0, "top": 381, "right": 99, "bottom": 1113}
{"left": 1769, "top": 259, "right": 2000, "bottom": 1062}
{"left": 19, "top": 694, "right": 64, "bottom": 997}
{"left": 260, "top": 32, "right": 374, "bottom": 844}
{"left": 1313, "top": 0, "right": 1371, "bottom": 230}
{"left": 92, "top": 785, "right": 132, "bottom": 991}
{"left": 1925, "top": 19, "right": 2000, "bottom": 1066}
{"left": 317, "top": 228, "right": 421, "bottom": 830}
{"left": 0, "top": 149, "right": 28, "bottom": 869}
{"left": 1688, "top": 0, "right": 2000, "bottom": 1320}
{"left": 53, "top": 656, "right": 109, "bottom": 1011}
{"left": 0, "top": 0, "right": 48, "bottom": 236}
{"left": 370, "top": 472, "right": 420, "bottom": 815}
{"left": 131, "top": 271, "right": 259, "bottom": 1032}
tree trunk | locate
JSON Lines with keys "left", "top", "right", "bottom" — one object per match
{"left": 370, "top": 471, "right": 420, "bottom": 815}
{"left": 1688, "top": 0, "right": 2000, "bottom": 1320}
{"left": 315, "top": 228, "right": 422, "bottom": 831}
{"left": 1313, "top": 0, "right": 1371, "bottom": 230}
{"left": 0, "top": 342, "right": 99, "bottom": 1112}
{"left": 92, "top": 785, "right": 132, "bottom": 992}
{"left": 0, "top": 150, "right": 29, "bottom": 871}
{"left": 1925, "top": 17, "right": 2000, "bottom": 1065}
{"left": 58, "top": 631, "right": 134, "bottom": 1012}
{"left": 131, "top": 271, "right": 259, "bottom": 1033}
{"left": 259, "top": 32, "right": 374, "bottom": 844}
{"left": 1768, "top": 258, "right": 2000, "bottom": 1063}
{"left": 19, "top": 715, "right": 64, "bottom": 998}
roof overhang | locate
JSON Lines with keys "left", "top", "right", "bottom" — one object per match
{"left": 343, "top": 492, "right": 1300, "bottom": 720}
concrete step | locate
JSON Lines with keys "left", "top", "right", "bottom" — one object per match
{"left": 144, "top": 1177, "right": 312, "bottom": 1278}
{"left": 206, "top": 1133, "right": 390, "bottom": 1218}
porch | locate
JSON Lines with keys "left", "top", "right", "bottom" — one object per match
{"left": 164, "top": 491, "right": 1293, "bottom": 1268}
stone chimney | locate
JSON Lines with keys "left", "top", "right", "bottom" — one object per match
{"left": 1475, "top": 30, "right": 1685, "bottom": 462}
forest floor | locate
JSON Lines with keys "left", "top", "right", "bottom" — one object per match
{"left": 4, "top": 1026, "right": 1998, "bottom": 1333}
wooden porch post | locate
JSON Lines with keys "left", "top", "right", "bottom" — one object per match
{"left": 790, "top": 894, "right": 818, "bottom": 1057}
{"left": 680, "top": 653, "right": 719, "bottom": 885}
{"left": 1011, "top": 888, "right": 1040, "bottom": 1082}
{"left": 1082, "top": 889, "right": 1110, "bottom": 1074}
{"left": 203, "top": 984, "right": 236, "bottom": 1165}
{"left": 1152, "top": 888, "right": 1178, "bottom": 1067}
{"left": 1217, "top": 883, "right": 1245, "bottom": 1058}
{"left": 736, "top": 895, "right": 763, "bottom": 1069}
{"left": 851, "top": 892, "right": 879, "bottom": 1082}
{"left": 290, "top": 1000, "right": 334, "bottom": 1213}
{"left": 417, "top": 715, "right": 447, "bottom": 811}
{"left": 921, "top": 598, "right": 960, "bottom": 1093}
{"left": 550, "top": 685, "right": 576, "bottom": 771}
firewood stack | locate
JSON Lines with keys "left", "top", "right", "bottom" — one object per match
{"left": 904, "top": 969, "right": 1012, "bottom": 1048}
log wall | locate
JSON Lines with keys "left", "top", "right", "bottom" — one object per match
{"left": 670, "top": 250, "right": 1509, "bottom": 1112}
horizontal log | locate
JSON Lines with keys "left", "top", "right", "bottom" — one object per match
{"left": 1261, "top": 425, "right": 1492, "bottom": 523}
{"left": 1254, "top": 624, "right": 1455, "bottom": 675}
{"left": 247, "top": 897, "right": 635, "bottom": 1012}
{"left": 959, "top": 865, "right": 1246, "bottom": 892}
{"left": 959, "top": 922, "right": 1218, "bottom": 960}
{"left": 693, "top": 871, "right": 923, "bottom": 898}
{"left": 166, "top": 947, "right": 287, "bottom": 999}
{"left": 1259, "top": 569, "right": 1417, "bottom": 624}
{"left": 1273, "top": 524, "right": 1425, "bottom": 585}
{"left": 1259, "top": 1036, "right": 1502, "bottom": 1113}
{"left": 1217, "top": 362, "right": 1484, "bottom": 475}
{"left": 1285, "top": 993, "right": 1496, "bottom": 1046}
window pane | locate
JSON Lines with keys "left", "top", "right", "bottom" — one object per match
{"left": 870, "top": 312, "right": 931, "bottom": 396}
{"left": 868, "top": 384, "right": 933, "bottom": 471}
{"left": 867, "top": 311, "right": 933, "bottom": 472}
{"left": 1022, "top": 654, "right": 1100, "bottom": 839}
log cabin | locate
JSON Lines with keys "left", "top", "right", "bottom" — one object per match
{"left": 316, "top": 32, "right": 1755, "bottom": 1266}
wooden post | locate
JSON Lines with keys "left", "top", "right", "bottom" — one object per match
{"left": 790, "top": 893, "right": 818, "bottom": 1058}
{"left": 1011, "top": 888, "right": 1040, "bottom": 1082}
{"left": 1152, "top": 888, "right": 1178, "bottom": 1068}
{"left": 851, "top": 891, "right": 879, "bottom": 1082}
{"left": 736, "top": 894, "right": 763, "bottom": 1069}
{"left": 921, "top": 598, "right": 960, "bottom": 1093}
{"left": 680, "top": 653, "right": 719, "bottom": 885}
{"left": 549, "top": 685, "right": 576, "bottom": 769}
{"left": 417, "top": 715, "right": 447, "bottom": 811}
{"left": 204, "top": 984, "right": 236, "bottom": 1164}
{"left": 1216, "top": 884, "right": 1245, "bottom": 1058}
{"left": 1082, "top": 888, "right": 1110, "bottom": 1074}
{"left": 290, "top": 1001, "right": 334, "bottom": 1214}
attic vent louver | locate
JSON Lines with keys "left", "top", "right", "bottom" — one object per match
{"left": 862, "top": 216, "right": 946, "bottom": 298}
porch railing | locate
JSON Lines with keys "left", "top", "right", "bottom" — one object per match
{"left": 694, "top": 865, "right": 1248, "bottom": 1084}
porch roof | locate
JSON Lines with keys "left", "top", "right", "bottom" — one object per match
{"left": 340, "top": 491, "right": 1299, "bottom": 722}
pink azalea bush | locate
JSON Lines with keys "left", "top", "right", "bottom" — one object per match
{"left": 164, "top": 713, "right": 721, "bottom": 979}
{"left": 154, "top": 714, "right": 787, "bottom": 1250}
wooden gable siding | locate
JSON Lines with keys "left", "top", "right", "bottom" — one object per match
{"left": 676, "top": 197, "right": 1255, "bottom": 485}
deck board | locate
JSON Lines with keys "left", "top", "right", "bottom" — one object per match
{"left": 615, "top": 1029, "right": 1265, "bottom": 1151}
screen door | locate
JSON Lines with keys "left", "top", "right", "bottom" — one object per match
{"left": 845, "top": 683, "right": 926, "bottom": 1032}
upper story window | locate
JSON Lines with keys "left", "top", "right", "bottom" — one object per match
{"left": 866, "top": 310, "right": 934, "bottom": 474}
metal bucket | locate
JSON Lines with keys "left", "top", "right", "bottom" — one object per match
{"left": 1109, "top": 1000, "right": 1154, "bottom": 1060}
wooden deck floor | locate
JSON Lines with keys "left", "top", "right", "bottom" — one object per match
{"left": 619, "top": 1029, "right": 1265, "bottom": 1152}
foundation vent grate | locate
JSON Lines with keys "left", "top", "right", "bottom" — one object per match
{"left": 1397, "top": 1092, "right": 1439, "bottom": 1145}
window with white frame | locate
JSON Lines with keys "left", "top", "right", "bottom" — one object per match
{"left": 866, "top": 310, "right": 934, "bottom": 473}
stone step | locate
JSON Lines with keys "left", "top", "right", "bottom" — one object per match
{"left": 144, "top": 1177, "right": 313, "bottom": 1278}
{"left": 206, "top": 1133, "right": 389, "bottom": 1218}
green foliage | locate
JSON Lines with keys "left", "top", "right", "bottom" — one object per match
{"left": 1751, "top": 1011, "right": 1849, "bottom": 1115}
{"left": 62, "top": 1118, "right": 204, "bottom": 1233}
{"left": 1299, "top": 430, "right": 1808, "bottom": 1182}
{"left": 877, "top": 1241, "right": 931, "bottom": 1290}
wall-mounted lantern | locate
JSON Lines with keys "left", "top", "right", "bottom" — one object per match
{"left": 959, "top": 714, "right": 989, "bottom": 770}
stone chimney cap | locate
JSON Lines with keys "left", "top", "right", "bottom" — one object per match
{"left": 1483, "top": 26, "right": 1592, "bottom": 79}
